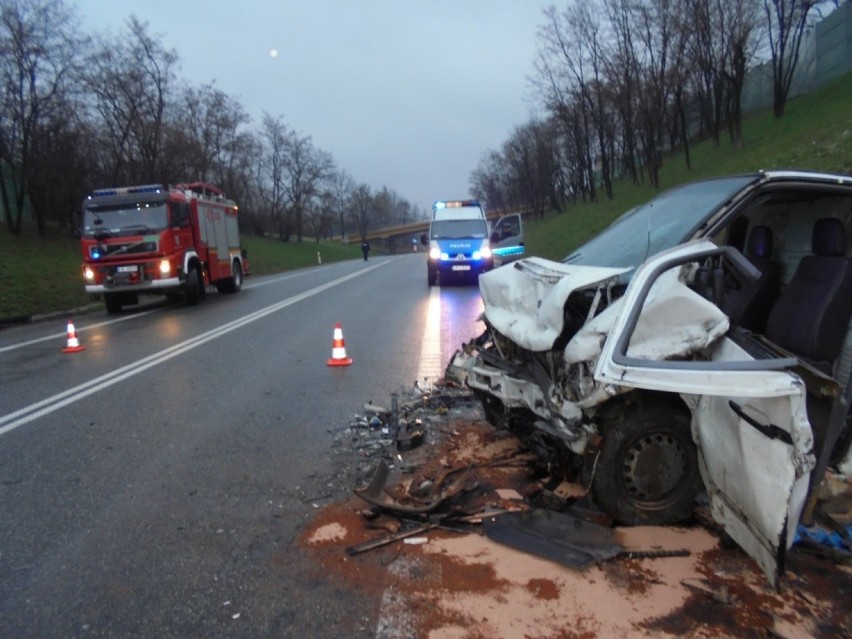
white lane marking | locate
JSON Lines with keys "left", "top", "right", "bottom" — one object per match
{"left": 0, "top": 263, "right": 357, "bottom": 355}
{"left": 0, "top": 262, "right": 388, "bottom": 437}
{"left": 416, "top": 286, "right": 442, "bottom": 384}
{"left": 376, "top": 289, "right": 442, "bottom": 637}
{"left": 0, "top": 310, "right": 159, "bottom": 354}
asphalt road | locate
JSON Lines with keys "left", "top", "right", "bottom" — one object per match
{"left": 0, "top": 253, "right": 485, "bottom": 638}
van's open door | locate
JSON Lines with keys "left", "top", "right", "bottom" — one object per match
{"left": 490, "top": 214, "right": 524, "bottom": 265}
{"left": 594, "top": 240, "right": 817, "bottom": 587}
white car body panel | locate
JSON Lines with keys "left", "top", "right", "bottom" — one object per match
{"left": 478, "top": 256, "right": 630, "bottom": 352}
{"left": 594, "top": 239, "right": 815, "bottom": 586}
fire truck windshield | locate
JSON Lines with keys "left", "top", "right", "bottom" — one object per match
{"left": 82, "top": 203, "right": 168, "bottom": 238}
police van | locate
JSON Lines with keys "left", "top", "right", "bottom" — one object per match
{"left": 421, "top": 199, "right": 524, "bottom": 286}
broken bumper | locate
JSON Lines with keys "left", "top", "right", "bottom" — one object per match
{"left": 451, "top": 349, "right": 589, "bottom": 452}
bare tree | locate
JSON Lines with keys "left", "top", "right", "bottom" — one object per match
{"left": 349, "top": 183, "right": 372, "bottom": 241}
{"left": 280, "top": 131, "right": 334, "bottom": 242}
{"left": 470, "top": 150, "right": 509, "bottom": 211}
{"left": 603, "top": 0, "right": 641, "bottom": 187}
{"left": 723, "top": 0, "right": 762, "bottom": 147}
{"left": 257, "top": 113, "right": 290, "bottom": 240}
{"left": 533, "top": 4, "right": 609, "bottom": 201}
{"left": 306, "top": 188, "right": 336, "bottom": 242}
{"left": 172, "top": 83, "right": 252, "bottom": 184}
{"left": 668, "top": 0, "right": 696, "bottom": 169}
{"left": 503, "top": 119, "right": 559, "bottom": 217}
{"left": 761, "top": 0, "right": 828, "bottom": 118}
{"left": 0, "top": 0, "right": 86, "bottom": 234}
{"left": 84, "top": 16, "right": 177, "bottom": 185}
{"left": 630, "top": 0, "right": 674, "bottom": 187}
{"left": 328, "top": 170, "right": 355, "bottom": 238}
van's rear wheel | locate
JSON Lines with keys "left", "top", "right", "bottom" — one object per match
{"left": 592, "top": 398, "right": 701, "bottom": 525}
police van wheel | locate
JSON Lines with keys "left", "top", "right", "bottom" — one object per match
{"left": 427, "top": 269, "right": 437, "bottom": 287}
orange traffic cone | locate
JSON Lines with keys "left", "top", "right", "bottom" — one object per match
{"left": 62, "top": 320, "right": 86, "bottom": 353}
{"left": 326, "top": 323, "right": 352, "bottom": 366}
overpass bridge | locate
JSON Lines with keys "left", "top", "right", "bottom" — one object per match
{"left": 343, "top": 207, "right": 532, "bottom": 254}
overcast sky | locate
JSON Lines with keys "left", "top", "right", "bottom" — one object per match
{"left": 74, "top": 1, "right": 548, "bottom": 213}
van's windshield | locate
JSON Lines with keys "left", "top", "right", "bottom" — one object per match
{"left": 430, "top": 219, "right": 489, "bottom": 239}
{"left": 563, "top": 175, "right": 756, "bottom": 269}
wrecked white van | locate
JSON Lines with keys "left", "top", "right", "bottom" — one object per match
{"left": 451, "top": 170, "right": 852, "bottom": 585}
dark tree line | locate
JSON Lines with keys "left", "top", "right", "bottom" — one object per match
{"left": 470, "top": 0, "right": 839, "bottom": 214}
{"left": 0, "top": 0, "right": 423, "bottom": 239}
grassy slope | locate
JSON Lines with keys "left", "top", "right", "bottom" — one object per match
{"left": 527, "top": 72, "right": 852, "bottom": 261}
{"left": 1, "top": 73, "right": 849, "bottom": 320}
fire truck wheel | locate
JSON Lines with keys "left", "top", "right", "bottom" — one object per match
{"left": 231, "top": 262, "right": 243, "bottom": 292}
{"left": 216, "top": 262, "right": 242, "bottom": 294}
{"left": 104, "top": 293, "right": 122, "bottom": 314}
{"left": 185, "top": 267, "right": 202, "bottom": 305}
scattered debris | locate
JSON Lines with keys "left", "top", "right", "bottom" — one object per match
{"left": 309, "top": 376, "right": 852, "bottom": 638}
{"left": 482, "top": 508, "right": 623, "bottom": 569}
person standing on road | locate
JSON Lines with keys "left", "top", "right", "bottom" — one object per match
{"left": 361, "top": 240, "right": 370, "bottom": 261}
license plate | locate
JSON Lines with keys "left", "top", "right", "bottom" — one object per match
{"left": 116, "top": 265, "right": 138, "bottom": 273}
{"left": 451, "top": 265, "right": 471, "bottom": 271}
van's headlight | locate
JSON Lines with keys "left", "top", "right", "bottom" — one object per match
{"left": 429, "top": 247, "right": 442, "bottom": 260}
{"left": 476, "top": 246, "right": 493, "bottom": 260}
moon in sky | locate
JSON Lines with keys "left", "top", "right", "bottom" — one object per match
{"left": 269, "top": 48, "right": 278, "bottom": 58}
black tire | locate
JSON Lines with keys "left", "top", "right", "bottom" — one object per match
{"left": 103, "top": 293, "right": 122, "bottom": 314}
{"left": 217, "top": 261, "right": 242, "bottom": 294}
{"left": 185, "top": 267, "right": 202, "bottom": 305}
{"left": 231, "top": 261, "right": 242, "bottom": 292}
{"left": 592, "top": 397, "right": 701, "bottom": 525}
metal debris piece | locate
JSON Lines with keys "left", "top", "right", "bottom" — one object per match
{"left": 363, "top": 402, "right": 390, "bottom": 415}
{"left": 353, "top": 459, "right": 473, "bottom": 514}
{"left": 616, "top": 549, "right": 691, "bottom": 560}
{"left": 345, "top": 523, "right": 438, "bottom": 556}
{"left": 396, "top": 425, "right": 425, "bottom": 452}
{"left": 529, "top": 489, "right": 570, "bottom": 512}
{"left": 483, "top": 508, "right": 623, "bottom": 569}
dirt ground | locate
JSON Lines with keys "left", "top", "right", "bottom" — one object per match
{"left": 300, "top": 385, "right": 852, "bottom": 639}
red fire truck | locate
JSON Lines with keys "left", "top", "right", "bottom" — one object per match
{"left": 80, "top": 182, "right": 248, "bottom": 313}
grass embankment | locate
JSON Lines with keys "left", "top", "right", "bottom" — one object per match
{"left": 1, "top": 73, "right": 850, "bottom": 321}
{"left": 526, "top": 72, "right": 852, "bottom": 260}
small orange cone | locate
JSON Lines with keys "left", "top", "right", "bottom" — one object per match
{"left": 62, "top": 320, "right": 86, "bottom": 353}
{"left": 326, "top": 323, "right": 352, "bottom": 366}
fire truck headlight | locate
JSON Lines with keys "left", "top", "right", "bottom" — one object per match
{"left": 83, "top": 266, "right": 95, "bottom": 281}
{"left": 159, "top": 259, "right": 171, "bottom": 275}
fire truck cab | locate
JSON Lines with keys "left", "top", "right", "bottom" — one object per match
{"left": 80, "top": 182, "right": 247, "bottom": 314}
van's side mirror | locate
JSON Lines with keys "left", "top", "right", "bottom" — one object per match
{"left": 490, "top": 232, "right": 499, "bottom": 243}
